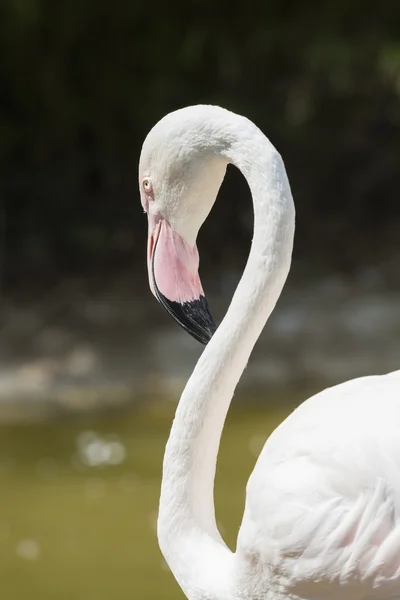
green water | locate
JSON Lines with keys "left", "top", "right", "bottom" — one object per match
{"left": 0, "top": 403, "right": 292, "bottom": 599}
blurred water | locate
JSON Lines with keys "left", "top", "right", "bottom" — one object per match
{"left": 0, "top": 403, "right": 291, "bottom": 599}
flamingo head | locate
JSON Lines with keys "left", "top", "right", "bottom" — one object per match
{"left": 138, "top": 106, "right": 229, "bottom": 344}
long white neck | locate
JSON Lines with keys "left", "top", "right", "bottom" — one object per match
{"left": 157, "top": 115, "right": 295, "bottom": 600}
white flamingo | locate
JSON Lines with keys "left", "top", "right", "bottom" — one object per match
{"left": 139, "top": 105, "right": 400, "bottom": 600}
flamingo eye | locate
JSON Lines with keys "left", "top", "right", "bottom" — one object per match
{"left": 142, "top": 178, "right": 153, "bottom": 194}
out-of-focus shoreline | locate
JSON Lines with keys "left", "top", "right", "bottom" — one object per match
{"left": 1, "top": 262, "right": 399, "bottom": 421}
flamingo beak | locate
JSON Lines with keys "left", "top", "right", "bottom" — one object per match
{"left": 147, "top": 215, "right": 216, "bottom": 345}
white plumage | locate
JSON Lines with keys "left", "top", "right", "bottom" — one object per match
{"left": 139, "top": 105, "right": 400, "bottom": 600}
{"left": 241, "top": 373, "right": 400, "bottom": 599}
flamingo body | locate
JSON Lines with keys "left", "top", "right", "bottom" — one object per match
{"left": 240, "top": 372, "right": 400, "bottom": 599}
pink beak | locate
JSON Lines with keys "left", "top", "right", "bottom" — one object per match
{"left": 147, "top": 214, "right": 216, "bottom": 344}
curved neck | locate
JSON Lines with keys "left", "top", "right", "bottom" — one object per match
{"left": 158, "top": 120, "right": 295, "bottom": 600}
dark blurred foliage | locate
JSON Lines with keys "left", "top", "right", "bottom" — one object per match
{"left": 1, "top": 0, "right": 400, "bottom": 289}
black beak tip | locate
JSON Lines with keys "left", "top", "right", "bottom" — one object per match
{"left": 197, "top": 311, "right": 217, "bottom": 345}
{"left": 156, "top": 290, "right": 217, "bottom": 345}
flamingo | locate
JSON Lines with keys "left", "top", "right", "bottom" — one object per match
{"left": 139, "top": 105, "right": 400, "bottom": 600}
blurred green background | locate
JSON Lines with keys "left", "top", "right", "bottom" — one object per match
{"left": 1, "top": 0, "right": 400, "bottom": 283}
{"left": 1, "top": 1, "right": 400, "bottom": 598}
